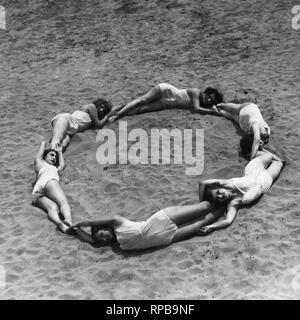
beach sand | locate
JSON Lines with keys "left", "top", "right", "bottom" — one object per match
{"left": 0, "top": 0, "right": 300, "bottom": 299}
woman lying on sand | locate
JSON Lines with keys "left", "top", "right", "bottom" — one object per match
{"left": 50, "top": 98, "right": 112, "bottom": 151}
{"left": 68, "top": 201, "right": 224, "bottom": 250}
{"left": 198, "top": 150, "right": 285, "bottom": 234}
{"left": 108, "top": 83, "right": 223, "bottom": 122}
{"left": 32, "top": 141, "right": 72, "bottom": 233}
{"left": 216, "top": 102, "right": 270, "bottom": 159}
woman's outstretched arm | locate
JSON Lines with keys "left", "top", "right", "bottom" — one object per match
{"left": 200, "top": 199, "right": 240, "bottom": 233}
{"left": 73, "top": 215, "right": 125, "bottom": 228}
{"left": 71, "top": 227, "right": 96, "bottom": 244}
{"left": 57, "top": 146, "right": 66, "bottom": 172}
{"left": 34, "top": 141, "right": 46, "bottom": 171}
{"left": 199, "top": 180, "right": 229, "bottom": 201}
{"left": 172, "top": 207, "right": 224, "bottom": 242}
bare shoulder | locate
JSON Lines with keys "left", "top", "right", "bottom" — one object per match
{"left": 113, "top": 215, "right": 127, "bottom": 226}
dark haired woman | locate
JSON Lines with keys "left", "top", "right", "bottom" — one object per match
{"left": 68, "top": 201, "right": 225, "bottom": 250}
{"left": 32, "top": 141, "right": 72, "bottom": 233}
{"left": 198, "top": 150, "right": 285, "bottom": 234}
{"left": 50, "top": 98, "right": 112, "bottom": 151}
{"left": 108, "top": 83, "right": 223, "bottom": 122}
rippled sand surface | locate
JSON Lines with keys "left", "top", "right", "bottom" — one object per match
{"left": 0, "top": 0, "right": 300, "bottom": 299}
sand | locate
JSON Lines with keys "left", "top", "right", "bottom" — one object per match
{"left": 0, "top": 0, "right": 300, "bottom": 299}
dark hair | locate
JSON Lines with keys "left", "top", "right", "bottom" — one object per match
{"left": 91, "top": 225, "right": 115, "bottom": 243}
{"left": 240, "top": 135, "right": 253, "bottom": 158}
{"left": 203, "top": 87, "right": 224, "bottom": 105}
{"left": 43, "top": 149, "right": 59, "bottom": 167}
{"left": 203, "top": 182, "right": 222, "bottom": 202}
{"left": 92, "top": 98, "right": 112, "bottom": 120}
{"left": 204, "top": 182, "right": 233, "bottom": 205}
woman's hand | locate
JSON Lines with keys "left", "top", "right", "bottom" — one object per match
{"left": 66, "top": 226, "right": 80, "bottom": 235}
{"left": 198, "top": 225, "right": 214, "bottom": 235}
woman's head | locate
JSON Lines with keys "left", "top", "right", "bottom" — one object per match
{"left": 199, "top": 87, "right": 223, "bottom": 109}
{"left": 91, "top": 225, "right": 115, "bottom": 245}
{"left": 92, "top": 98, "right": 112, "bottom": 120}
{"left": 204, "top": 182, "right": 233, "bottom": 203}
{"left": 43, "top": 149, "right": 59, "bottom": 167}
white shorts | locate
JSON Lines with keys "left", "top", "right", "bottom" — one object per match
{"left": 141, "top": 209, "right": 178, "bottom": 248}
{"left": 51, "top": 113, "right": 81, "bottom": 136}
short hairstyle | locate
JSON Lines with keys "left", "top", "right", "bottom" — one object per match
{"left": 203, "top": 182, "right": 222, "bottom": 202}
{"left": 91, "top": 225, "right": 114, "bottom": 243}
{"left": 43, "top": 149, "right": 59, "bottom": 167}
{"left": 92, "top": 98, "right": 112, "bottom": 120}
{"left": 203, "top": 87, "right": 224, "bottom": 105}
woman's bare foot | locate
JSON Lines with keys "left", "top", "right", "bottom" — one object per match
{"left": 50, "top": 140, "right": 61, "bottom": 151}
{"left": 108, "top": 115, "right": 119, "bottom": 123}
{"left": 58, "top": 222, "right": 70, "bottom": 234}
{"left": 63, "top": 219, "right": 72, "bottom": 227}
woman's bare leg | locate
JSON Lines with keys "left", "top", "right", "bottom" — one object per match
{"left": 44, "top": 180, "right": 72, "bottom": 226}
{"left": 163, "top": 201, "right": 215, "bottom": 226}
{"left": 61, "top": 134, "right": 71, "bottom": 151}
{"left": 172, "top": 208, "right": 224, "bottom": 242}
{"left": 219, "top": 110, "right": 239, "bottom": 123}
{"left": 34, "top": 196, "right": 69, "bottom": 233}
{"left": 51, "top": 117, "right": 68, "bottom": 150}
{"left": 127, "top": 100, "right": 165, "bottom": 115}
{"left": 108, "top": 104, "right": 126, "bottom": 116}
{"left": 218, "top": 103, "right": 242, "bottom": 114}
{"left": 109, "top": 85, "right": 162, "bottom": 121}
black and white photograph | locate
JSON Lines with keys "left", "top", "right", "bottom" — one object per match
{"left": 0, "top": 0, "right": 299, "bottom": 301}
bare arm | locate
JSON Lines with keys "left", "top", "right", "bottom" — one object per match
{"left": 74, "top": 215, "right": 125, "bottom": 228}
{"left": 190, "top": 89, "right": 221, "bottom": 116}
{"left": 173, "top": 207, "right": 224, "bottom": 242}
{"left": 57, "top": 147, "right": 66, "bottom": 172}
{"left": 71, "top": 228, "right": 97, "bottom": 244}
{"left": 87, "top": 104, "right": 109, "bottom": 129}
{"left": 199, "top": 179, "right": 231, "bottom": 201}
{"left": 201, "top": 199, "right": 240, "bottom": 231}
{"left": 34, "top": 141, "right": 46, "bottom": 171}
